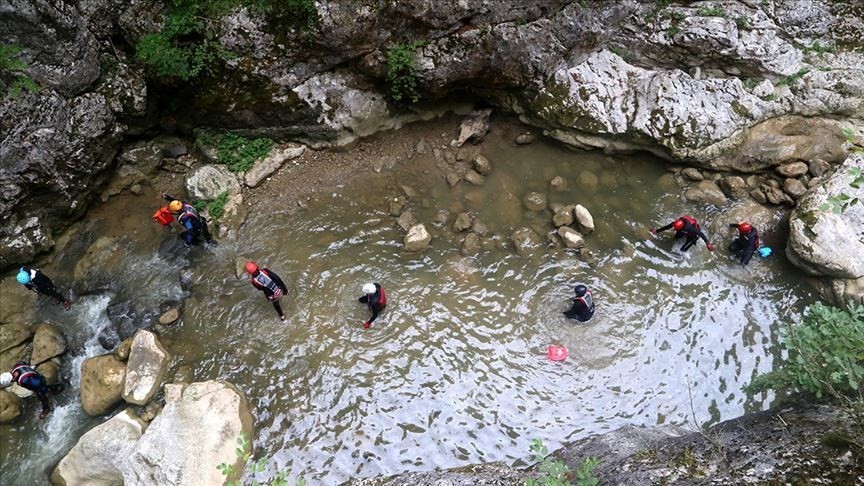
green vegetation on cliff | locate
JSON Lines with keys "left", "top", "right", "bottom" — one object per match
{"left": 196, "top": 132, "right": 274, "bottom": 172}
{"left": 0, "top": 44, "right": 38, "bottom": 98}
{"left": 386, "top": 41, "right": 427, "bottom": 104}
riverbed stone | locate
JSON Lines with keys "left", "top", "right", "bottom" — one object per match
{"left": 510, "top": 227, "right": 540, "bottom": 254}
{"left": 463, "top": 169, "right": 485, "bottom": 185}
{"left": 684, "top": 180, "right": 728, "bottom": 206}
{"left": 808, "top": 158, "right": 831, "bottom": 177}
{"left": 432, "top": 209, "right": 450, "bottom": 228}
{"left": 750, "top": 188, "right": 768, "bottom": 204}
{"left": 681, "top": 167, "right": 704, "bottom": 181}
{"left": 30, "top": 322, "right": 66, "bottom": 365}
{"left": 455, "top": 109, "right": 491, "bottom": 147}
{"left": 523, "top": 192, "right": 547, "bottom": 212}
{"left": 578, "top": 171, "right": 599, "bottom": 192}
{"left": 123, "top": 330, "right": 171, "bottom": 406}
{"left": 52, "top": 408, "right": 147, "bottom": 486}
{"left": 775, "top": 162, "right": 809, "bottom": 178}
{"left": 397, "top": 210, "right": 418, "bottom": 233}
{"left": 388, "top": 196, "right": 406, "bottom": 216}
{"left": 573, "top": 205, "right": 595, "bottom": 234}
{"left": 80, "top": 353, "right": 127, "bottom": 416}
{"left": 0, "top": 389, "right": 23, "bottom": 424}
{"left": 763, "top": 185, "right": 794, "bottom": 205}
{"left": 185, "top": 165, "right": 241, "bottom": 200}
{"left": 403, "top": 224, "right": 432, "bottom": 253}
{"left": 114, "top": 337, "right": 133, "bottom": 362}
{"left": 783, "top": 178, "right": 808, "bottom": 199}
{"left": 453, "top": 212, "right": 472, "bottom": 232}
{"left": 471, "top": 220, "right": 488, "bottom": 237}
{"left": 460, "top": 233, "right": 481, "bottom": 256}
{"left": 558, "top": 227, "right": 586, "bottom": 249}
{"left": 719, "top": 176, "right": 748, "bottom": 198}
{"left": 472, "top": 154, "right": 492, "bottom": 175}
{"left": 515, "top": 133, "right": 536, "bottom": 145}
{"left": 244, "top": 145, "right": 305, "bottom": 188}
{"left": 445, "top": 169, "right": 461, "bottom": 187}
{"left": 549, "top": 176, "right": 567, "bottom": 191}
{"left": 552, "top": 206, "right": 574, "bottom": 227}
{"left": 158, "top": 308, "right": 180, "bottom": 326}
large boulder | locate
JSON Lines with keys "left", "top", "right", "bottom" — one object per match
{"left": 455, "top": 109, "right": 492, "bottom": 147}
{"left": 244, "top": 145, "right": 305, "bottom": 188}
{"left": 80, "top": 354, "right": 127, "bottom": 416}
{"left": 30, "top": 323, "right": 67, "bottom": 365}
{"left": 403, "top": 224, "right": 432, "bottom": 253}
{"left": 124, "top": 381, "right": 254, "bottom": 485}
{"left": 51, "top": 409, "right": 147, "bottom": 486}
{"left": 573, "top": 204, "right": 595, "bottom": 234}
{"left": 185, "top": 165, "right": 241, "bottom": 200}
{"left": 0, "top": 277, "right": 36, "bottom": 326}
{"left": 0, "top": 389, "right": 23, "bottom": 424}
{"left": 122, "top": 330, "right": 171, "bottom": 406}
{"left": 787, "top": 155, "right": 864, "bottom": 281}
{"left": 0, "top": 322, "right": 32, "bottom": 371}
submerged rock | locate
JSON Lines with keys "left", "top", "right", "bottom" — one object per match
{"left": 463, "top": 169, "right": 486, "bottom": 185}
{"left": 453, "top": 213, "right": 472, "bottom": 232}
{"left": 549, "top": 176, "right": 567, "bottom": 191}
{"left": 461, "top": 233, "right": 481, "bottom": 256}
{"left": 510, "top": 227, "right": 540, "bottom": 254}
{"left": 523, "top": 192, "right": 547, "bottom": 212}
{"left": 396, "top": 210, "right": 418, "bottom": 233}
{"left": 552, "top": 206, "right": 574, "bottom": 227}
{"left": 514, "top": 133, "right": 536, "bottom": 145}
{"left": 122, "top": 330, "right": 171, "bottom": 406}
{"left": 403, "top": 224, "right": 432, "bottom": 253}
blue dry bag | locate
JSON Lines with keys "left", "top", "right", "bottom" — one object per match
{"left": 758, "top": 247, "right": 773, "bottom": 258}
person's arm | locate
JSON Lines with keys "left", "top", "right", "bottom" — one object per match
{"left": 358, "top": 295, "right": 369, "bottom": 303}
{"left": 728, "top": 223, "right": 740, "bottom": 229}
{"left": 652, "top": 221, "right": 675, "bottom": 233}
{"left": 366, "top": 305, "right": 381, "bottom": 326}
{"left": 162, "top": 192, "right": 179, "bottom": 202}
{"left": 697, "top": 231, "right": 714, "bottom": 250}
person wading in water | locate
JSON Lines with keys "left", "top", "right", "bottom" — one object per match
{"left": 651, "top": 215, "right": 715, "bottom": 253}
{"left": 245, "top": 261, "right": 289, "bottom": 321}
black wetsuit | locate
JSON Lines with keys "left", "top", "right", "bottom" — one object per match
{"left": 657, "top": 217, "right": 710, "bottom": 251}
{"left": 162, "top": 193, "right": 212, "bottom": 246}
{"left": 10, "top": 362, "right": 61, "bottom": 417}
{"left": 358, "top": 283, "right": 387, "bottom": 327}
{"left": 21, "top": 267, "right": 68, "bottom": 306}
{"left": 564, "top": 292, "right": 595, "bottom": 322}
{"left": 251, "top": 268, "right": 288, "bottom": 318}
{"left": 728, "top": 224, "right": 760, "bottom": 265}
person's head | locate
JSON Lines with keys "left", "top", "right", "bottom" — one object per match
{"left": 0, "top": 372, "right": 12, "bottom": 388}
{"left": 574, "top": 284, "right": 589, "bottom": 297}
{"left": 16, "top": 267, "right": 30, "bottom": 285}
{"left": 672, "top": 220, "right": 685, "bottom": 231}
{"left": 739, "top": 222, "right": 752, "bottom": 234}
{"left": 245, "top": 261, "right": 259, "bottom": 275}
{"left": 362, "top": 283, "right": 376, "bottom": 295}
{"left": 169, "top": 200, "right": 183, "bottom": 212}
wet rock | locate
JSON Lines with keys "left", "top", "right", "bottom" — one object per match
{"left": 400, "top": 185, "right": 417, "bottom": 199}
{"left": 74, "top": 236, "right": 124, "bottom": 284}
{"left": 681, "top": 167, "right": 704, "bottom": 181}
{"left": 445, "top": 169, "right": 461, "bottom": 187}
{"left": 808, "top": 159, "right": 831, "bottom": 177}
{"left": 552, "top": 206, "right": 574, "bottom": 227}
{"left": 244, "top": 145, "right": 305, "bottom": 188}
{"left": 0, "top": 323, "right": 32, "bottom": 355}
{"left": 123, "top": 330, "right": 171, "bottom": 406}
{"left": 745, "top": 174, "right": 761, "bottom": 189}
{"left": 549, "top": 176, "right": 567, "bottom": 191}
{"left": 0, "top": 278, "right": 36, "bottom": 327}
{"left": 36, "top": 360, "right": 60, "bottom": 386}
{"left": 432, "top": 210, "right": 450, "bottom": 229}
{"left": 185, "top": 165, "right": 241, "bottom": 200}
{"left": 389, "top": 196, "right": 406, "bottom": 217}
{"left": 30, "top": 323, "right": 66, "bottom": 365}
{"left": 684, "top": 180, "right": 728, "bottom": 206}
{"left": 0, "top": 390, "right": 23, "bottom": 424}
{"left": 455, "top": 147, "right": 474, "bottom": 161}
{"left": 460, "top": 233, "right": 481, "bottom": 256}
{"left": 80, "top": 353, "right": 127, "bottom": 416}
{"left": 558, "top": 227, "right": 586, "bottom": 249}
{"left": 807, "top": 176, "right": 823, "bottom": 188}
{"left": 750, "top": 188, "right": 768, "bottom": 204}
{"left": 403, "top": 224, "right": 432, "bottom": 253}
{"left": 510, "top": 227, "right": 540, "bottom": 254}
{"left": 463, "top": 169, "right": 485, "bottom": 185}
{"left": 139, "top": 400, "right": 163, "bottom": 422}
{"left": 471, "top": 220, "right": 488, "bottom": 237}
{"left": 523, "top": 192, "right": 548, "bottom": 212}
{"left": 453, "top": 213, "right": 472, "bottom": 232}
{"left": 397, "top": 211, "right": 418, "bottom": 233}
{"left": 129, "top": 184, "right": 143, "bottom": 195}
{"left": 101, "top": 165, "right": 147, "bottom": 201}
{"left": 52, "top": 409, "right": 146, "bottom": 485}
{"left": 158, "top": 308, "right": 180, "bottom": 326}
{"left": 472, "top": 154, "right": 492, "bottom": 175}
{"left": 578, "top": 171, "right": 598, "bottom": 192}
{"left": 719, "top": 175, "right": 748, "bottom": 198}
{"left": 514, "top": 133, "right": 536, "bottom": 145}
{"left": 775, "top": 162, "right": 809, "bottom": 178}
{"left": 455, "top": 109, "right": 492, "bottom": 147}
{"left": 783, "top": 178, "right": 808, "bottom": 199}
{"left": 573, "top": 205, "right": 595, "bottom": 234}
{"left": 763, "top": 185, "right": 794, "bottom": 205}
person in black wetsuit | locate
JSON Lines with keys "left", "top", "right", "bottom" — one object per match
{"left": 728, "top": 222, "right": 759, "bottom": 265}
{"left": 651, "top": 215, "right": 715, "bottom": 252}
{"left": 16, "top": 266, "right": 71, "bottom": 310}
{"left": 563, "top": 284, "right": 595, "bottom": 322}
{"left": 358, "top": 283, "right": 387, "bottom": 329}
{"left": 245, "top": 261, "right": 289, "bottom": 321}
{"left": 1, "top": 361, "right": 63, "bottom": 419}
{"left": 162, "top": 193, "right": 213, "bottom": 247}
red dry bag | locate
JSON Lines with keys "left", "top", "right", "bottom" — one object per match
{"left": 153, "top": 207, "right": 174, "bottom": 226}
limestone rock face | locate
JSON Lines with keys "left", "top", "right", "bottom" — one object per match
{"left": 403, "top": 224, "right": 432, "bottom": 253}
{"left": 185, "top": 165, "right": 241, "bottom": 201}
{"left": 787, "top": 155, "right": 864, "bottom": 283}
{"left": 122, "top": 330, "right": 171, "bottom": 406}
{"left": 80, "top": 354, "right": 127, "bottom": 416}
{"left": 244, "top": 145, "right": 305, "bottom": 188}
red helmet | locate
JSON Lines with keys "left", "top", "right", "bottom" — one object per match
{"left": 739, "top": 223, "right": 752, "bottom": 234}
{"left": 244, "top": 261, "right": 258, "bottom": 274}
{"left": 672, "top": 220, "right": 685, "bottom": 231}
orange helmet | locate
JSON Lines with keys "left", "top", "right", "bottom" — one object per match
{"left": 245, "top": 261, "right": 258, "bottom": 274}
{"left": 672, "top": 220, "right": 685, "bottom": 231}
{"left": 168, "top": 200, "right": 183, "bottom": 212}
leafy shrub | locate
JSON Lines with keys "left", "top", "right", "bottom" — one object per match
{"left": 734, "top": 15, "right": 752, "bottom": 30}
{"left": 0, "top": 43, "right": 38, "bottom": 98}
{"left": 197, "top": 132, "right": 274, "bottom": 173}
{"left": 697, "top": 6, "right": 726, "bottom": 17}
{"left": 218, "top": 433, "right": 305, "bottom": 486}
{"left": 524, "top": 439, "right": 600, "bottom": 486}
{"left": 386, "top": 41, "right": 426, "bottom": 103}
{"left": 776, "top": 68, "right": 810, "bottom": 86}
{"left": 802, "top": 41, "right": 835, "bottom": 54}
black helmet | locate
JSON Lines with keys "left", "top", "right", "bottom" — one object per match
{"left": 574, "top": 284, "right": 588, "bottom": 296}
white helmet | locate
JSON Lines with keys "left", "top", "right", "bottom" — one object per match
{"left": 362, "top": 283, "right": 376, "bottom": 295}
{"left": 0, "top": 372, "right": 12, "bottom": 388}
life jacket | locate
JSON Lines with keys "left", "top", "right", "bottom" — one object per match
{"left": 178, "top": 205, "right": 201, "bottom": 230}
{"left": 376, "top": 286, "right": 387, "bottom": 308}
{"left": 681, "top": 215, "right": 699, "bottom": 230}
{"left": 253, "top": 270, "right": 282, "bottom": 299}
{"left": 575, "top": 290, "right": 594, "bottom": 312}
{"left": 11, "top": 363, "right": 37, "bottom": 384}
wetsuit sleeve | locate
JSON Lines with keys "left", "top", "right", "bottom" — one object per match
{"left": 728, "top": 223, "right": 740, "bottom": 229}
{"left": 696, "top": 231, "right": 710, "bottom": 245}
{"left": 163, "top": 193, "right": 178, "bottom": 202}
{"left": 268, "top": 271, "right": 288, "bottom": 292}
{"left": 358, "top": 295, "right": 369, "bottom": 303}
{"left": 367, "top": 304, "right": 381, "bottom": 325}
{"left": 656, "top": 222, "right": 675, "bottom": 232}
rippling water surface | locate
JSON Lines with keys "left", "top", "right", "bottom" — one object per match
{"left": 0, "top": 122, "right": 811, "bottom": 484}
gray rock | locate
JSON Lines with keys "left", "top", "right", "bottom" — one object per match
{"left": 123, "top": 330, "right": 171, "bottom": 406}
{"left": 30, "top": 323, "right": 66, "bottom": 365}
{"left": 445, "top": 170, "right": 461, "bottom": 187}
{"left": 514, "top": 133, "right": 536, "bottom": 145}
{"left": 783, "top": 178, "right": 808, "bottom": 199}
{"left": 460, "top": 233, "right": 481, "bottom": 256}
{"left": 432, "top": 210, "right": 450, "bottom": 228}
{"left": 403, "top": 224, "right": 432, "bottom": 253}
{"left": 463, "top": 170, "right": 486, "bottom": 185}
{"left": 808, "top": 158, "right": 831, "bottom": 177}
{"left": 558, "top": 227, "right": 586, "bottom": 249}
{"left": 719, "top": 175, "right": 748, "bottom": 198}
{"left": 776, "top": 162, "right": 809, "bottom": 177}
{"left": 807, "top": 176, "right": 823, "bottom": 188}
{"left": 0, "top": 389, "right": 23, "bottom": 424}
{"left": 453, "top": 213, "right": 472, "bottom": 232}
{"left": 510, "top": 227, "right": 540, "bottom": 255}
{"left": 573, "top": 204, "right": 595, "bottom": 234}
{"left": 750, "top": 188, "right": 768, "bottom": 204}
{"left": 397, "top": 211, "right": 418, "bottom": 233}
{"left": 158, "top": 308, "right": 180, "bottom": 326}
{"left": 752, "top": 79, "right": 774, "bottom": 97}
{"left": 763, "top": 185, "right": 794, "bottom": 205}
{"left": 80, "top": 354, "right": 127, "bottom": 416}
{"left": 681, "top": 167, "right": 704, "bottom": 181}
{"left": 185, "top": 165, "right": 241, "bottom": 201}
{"left": 523, "top": 192, "right": 548, "bottom": 212}
{"left": 471, "top": 220, "right": 489, "bottom": 236}
{"left": 455, "top": 109, "right": 492, "bottom": 147}
{"left": 472, "top": 154, "right": 492, "bottom": 175}
{"left": 389, "top": 197, "right": 406, "bottom": 216}
{"left": 549, "top": 176, "right": 567, "bottom": 191}
{"left": 684, "top": 180, "right": 728, "bottom": 206}
{"left": 244, "top": 145, "right": 305, "bottom": 188}
{"left": 552, "top": 207, "right": 574, "bottom": 227}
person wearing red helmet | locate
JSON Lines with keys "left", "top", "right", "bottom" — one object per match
{"left": 244, "top": 261, "right": 289, "bottom": 321}
{"left": 651, "top": 215, "right": 714, "bottom": 252}
{"left": 727, "top": 222, "right": 760, "bottom": 265}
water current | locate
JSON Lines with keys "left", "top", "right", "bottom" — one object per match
{"left": 0, "top": 121, "right": 813, "bottom": 484}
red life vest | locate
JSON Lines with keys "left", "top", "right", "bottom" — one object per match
{"left": 681, "top": 215, "right": 699, "bottom": 230}
{"left": 377, "top": 286, "right": 387, "bottom": 307}
{"left": 253, "top": 270, "right": 282, "bottom": 300}
{"left": 11, "top": 363, "right": 37, "bottom": 384}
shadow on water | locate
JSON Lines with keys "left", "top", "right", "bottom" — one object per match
{"left": 0, "top": 121, "right": 812, "bottom": 483}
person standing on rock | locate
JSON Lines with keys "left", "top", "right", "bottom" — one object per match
{"left": 1, "top": 361, "right": 63, "bottom": 419}
{"left": 162, "top": 192, "right": 213, "bottom": 247}
{"left": 245, "top": 261, "right": 289, "bottom": 321}
{"left": 16, "top": 266, "right": 71, "bottom": 310}
{"left": 651, "top": 216, "right": 714, "bottom": 252}
{"left": 563, "top": 284, "right": 595, "bottom": 322}
{"left": 358, "top": 283, "right": 387, "bottom": 329}
{"left": 727, "top": 222, "right": 759, "bottom": 265}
